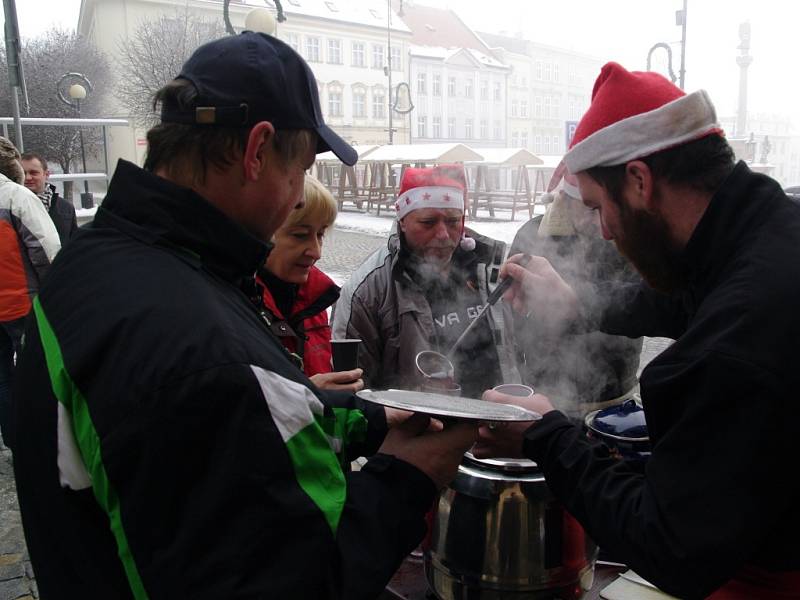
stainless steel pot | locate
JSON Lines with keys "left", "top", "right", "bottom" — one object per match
{"left": 425, "top": 453, "right": 597, "bottom": 599}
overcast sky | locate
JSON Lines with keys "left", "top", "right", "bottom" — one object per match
{"left": 4, "top": 0, "right": 797, "bottom": 125}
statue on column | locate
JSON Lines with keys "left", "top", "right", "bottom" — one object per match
{"left": 760, "top": 135, "right": 772, "bottom": 164}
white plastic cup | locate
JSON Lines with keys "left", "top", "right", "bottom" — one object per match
{"left": 492, "top": 383, "right": 534, "bottom": 398}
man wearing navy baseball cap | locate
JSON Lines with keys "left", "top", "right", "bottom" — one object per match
{"left": 13, "top": 32, "right": 477, "bottom": 599}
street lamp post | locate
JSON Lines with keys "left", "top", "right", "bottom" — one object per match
{"left": 57, "top": 72, "right": 94, "bottom": 209}
{"left": 223, "top": 0, "right": 284, "bottom": 35}
{"left": 646, "top": 0, "right": 688, "bottom": 89}
{"left": 385, "top": 1, "right": 413, "bottom": 144}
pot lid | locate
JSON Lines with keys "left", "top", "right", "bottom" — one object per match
{"left": 586, "top": 398, "right": 649, "bottom": 440}
{"left": 462, "top": 451, "right": 540, "bottom": 473}
{"left": 356, "top": 389, "right": 541, "bottom": 422}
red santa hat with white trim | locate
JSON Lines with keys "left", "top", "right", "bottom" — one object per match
{"left": 540, "top": 158, "right": 581, "bottom": 204}
{"left": 565, "top": 62, "right": 722, "bottom": 174}
{"left": 395, "top": 164, "right": 476, "bottom": 251}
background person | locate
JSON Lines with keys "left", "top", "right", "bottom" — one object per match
{"left": 0, "top": 137, "right": 60, "bottom": 450}
{"left": 12, "top": 33, "right": 477, "bottom": 600}
{"left": 257, "top": 174, "right": 363, "bottom": 392}
{"left": 21, "top": 152, "right": 78, "bottom": 244}
{"left": 505, "top": 162, "right": 642, "bottom": 417}
{"left": 332, "top": 164, "right": 512, "bottom": 398}
{"left": 477, "top": 62, "right": 800, "bottom": 599}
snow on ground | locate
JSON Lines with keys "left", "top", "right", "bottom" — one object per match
{"left": 333, "top": 205, "right": 547, "bottom": 246}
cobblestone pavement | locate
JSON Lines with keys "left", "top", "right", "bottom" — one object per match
{"left": 0, "top": 225, "right": 670, "bottom": 600}
{"left": 0, "top": 447, "right": 35, "bottom": 600}
{"left": 317, "top": 226, "right": 389, "bottom": 281}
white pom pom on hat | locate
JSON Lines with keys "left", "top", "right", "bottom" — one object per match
{"left": 542, "top": 157, "right": 581, "bottom": 202}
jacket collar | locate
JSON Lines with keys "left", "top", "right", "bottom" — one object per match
{"left": 95, "top": 160, "right": 269, "bottom": 283}
{"left": 683, "top": 161, "right": 785, "bottom": 298}
{"left": 259, "top": 266, "right": 340, "bottom": 322}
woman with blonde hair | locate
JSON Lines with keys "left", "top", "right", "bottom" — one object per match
{"left": 257, "top": 175, "right": 363, "bottom": 391}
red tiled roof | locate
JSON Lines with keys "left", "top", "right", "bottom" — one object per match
{"left": 395, "top": 1, "right": 496, "bottom": 56}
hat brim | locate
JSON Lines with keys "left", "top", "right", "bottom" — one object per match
{"left": 316, "top": 124, "right": 358, "bottom": 166}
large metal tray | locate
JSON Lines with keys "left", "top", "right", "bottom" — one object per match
{"left": 357, "top": 389, "right": 541, "bottom": 422}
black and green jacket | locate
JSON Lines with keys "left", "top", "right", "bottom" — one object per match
{"left": 13, "top": 160, "right": 435, "bottom": 600}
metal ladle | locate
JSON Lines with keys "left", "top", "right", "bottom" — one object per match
{"left": 446, "top": 254, "right": 532, "bottom": 360}
{"left": 415, "top": 350, "right": 455, "bottom": 381}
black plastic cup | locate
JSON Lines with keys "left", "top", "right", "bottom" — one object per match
{"left": 331, "top": 339, "right": 361, "bottom": 371}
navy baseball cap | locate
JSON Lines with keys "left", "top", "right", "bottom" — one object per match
{"left": 161, "top": 31, "right": 357, "bottom": 166}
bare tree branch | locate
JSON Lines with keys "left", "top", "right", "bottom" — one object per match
{"left": 116, "top": 8, "right": 226, "bottom": 128}
{"left": 0, "top": 29, "right": 111, "bottom": 178}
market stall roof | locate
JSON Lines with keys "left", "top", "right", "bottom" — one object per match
{"left": 466, "top": 148, "right": 544, "bottom": 166}
{"left": 316, "top": 144, "right": 380, "bottom": 163}
{"left": 531, "top": 154, "right": 565, "bottom": 169}
{"left": 359, "top": 143, "right": 483, "bottom": 163}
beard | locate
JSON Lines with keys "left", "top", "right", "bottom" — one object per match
{"left": 614, "top": 200, "right": 688, "bottom": 293}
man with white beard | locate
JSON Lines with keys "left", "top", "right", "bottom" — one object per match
{"left": 333, "top": 165, "right": 510, "bottom": 398}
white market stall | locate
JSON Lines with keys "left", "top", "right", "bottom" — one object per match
{"left": 315, "top": 145, "right": 380, "bottom": 210}
{"left": 357, "top": 143, "right": 484, "bottom": 215}
{"left": 465, "top": 148, "right": 544, "bottom": 220}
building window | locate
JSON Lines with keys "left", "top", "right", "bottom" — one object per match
{"left": 417, "top": 72, "right": 427, "bottom": 96}
{"left": 520, "top": 131, "right": 528, "bottom": 147}
{"left": 353, "top": 87, "right": 366, "bottom": 118}
{"left": 465, "top": 118, "right": 473, "bottom": 138}
{"left": 480, "top": 119, "right": 488, "bottom": 139}
{"left": 464, "top": 79, "right": 473, "bottom": 98}
{"left": 328, "top": 88, "right": 342, "bottom": 117}
{"left": 327, "top": 39, "right": 342, "bottom": 64}
{"left": 534, "top": 134, "right": 542, "bottom": 153}
{"left": 448, "top": 117, "right": 456, "bottom": 138}
{"left": 433, "top": 116, "right": 441, "bottom": 138}
{"left": 494, "top": 82, "right": 501, "bottom": 101}
{"left": 544, "top": 62, "right": 552, "bottom": 82}
{"left": 520, "top": 99, "right": 528, "bottom": 118}
{"left": 480, "top": 79, "right": 489, "bottom": 100}
{"left": 372, "top": 88, "right": 386, "bottom": 118}
{"left": 553, "top": 63, "right": 559, "bottom": 83}
{"left": 535, "top": 61, "right": 542, "bottom": 80}
{"left": 285, "top": 32, "right": 300, "bottom": 52}
{"left": 544, "top": 135, "right": 551, "bottom": 154}
{"left": 533, "top": 96, "right": 541, "bottom": 118}
{"left": 553, "top": 135, "right": 560, "bottom": 153}
{"left": 432, "top": 74, "right": 441, "bottom": 96}
{"left": 390, "top": 46, "right": 401, "bottom": 71}
{"left": 511, "top": 99, "right": 518, "bottom": 118}
{"left": 306, "top": 37, "right": 321, "bottom": 62}
{"left": 372, "top": 44, "right": 384, "bottom": 69}
{"left": 352, "top": 42, "right": 365, "bottom": 67}
{"left": 417, "top": 115, "right": 427, "bottom": 138}
{"left": 447, "top": 77, "right": 456, "bottom": 96}
{"left": 544, "top": 96, "right": 551, "bottom": 118}
{"left": 493, "top": 120, "right": 501, "bottom": 140}
{"left": 511, "top": 131, "right": 519, "bottom": 146}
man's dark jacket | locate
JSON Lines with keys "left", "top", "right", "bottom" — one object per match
{"left": 46, "top": 184, "right": 78, "bottom": 244}
{"left": 13, "top": 160, "right": 435, "bottom": 600}
{"left": 523, "top": 162, "right": 800, "bottom": 598}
